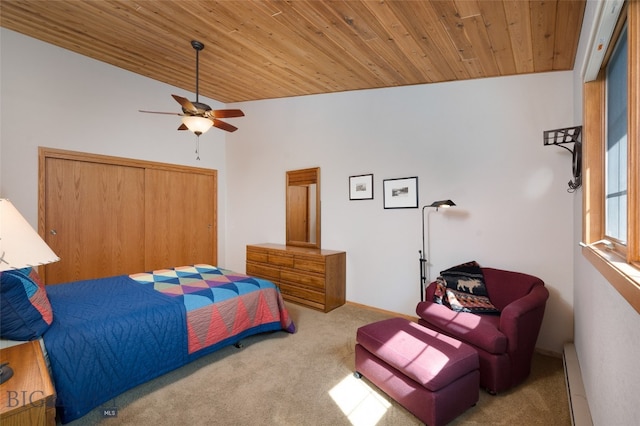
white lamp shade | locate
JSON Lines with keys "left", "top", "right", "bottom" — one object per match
{"left": 181, "top": 116, "right": 213, "bottom": 135}
{"left": 0, "top": 199, "right": 60, "bottom": 271}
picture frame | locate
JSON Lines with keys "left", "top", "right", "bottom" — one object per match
{"left": 349, "top": 174, "right": 374, "bottom": 200}
{"left": 383, "top": 176, "right": 418, "bottom": 209}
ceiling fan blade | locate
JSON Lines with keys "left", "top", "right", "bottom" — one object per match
{"left": 213, "top": 119, "right": 238, "bottom": 133}
{"left": 139, "top": 110, "right": 183, "bottom": 116}
{"left": 177, "top": 123, "right": 188, "bottom": 131}
{"left": 171, "top": 94, "right": 198, "bottom": 114}
{"left": 210, "top": 109, "right": 245, "bottom": 119}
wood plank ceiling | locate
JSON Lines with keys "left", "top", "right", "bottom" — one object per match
{"left": 0, "top": 0, "right": 586, "bottom": 104}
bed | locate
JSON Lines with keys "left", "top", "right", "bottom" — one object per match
{"left": 0, "top": 264, "right": 295, "bottom": 424}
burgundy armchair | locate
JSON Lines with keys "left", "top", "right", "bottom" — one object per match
{"left": 416, "top": 267, "right": 549, "bottom": 394}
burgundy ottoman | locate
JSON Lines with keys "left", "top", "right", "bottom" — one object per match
{"left": 355, "top": 317, "right": 479, "bottom": 426}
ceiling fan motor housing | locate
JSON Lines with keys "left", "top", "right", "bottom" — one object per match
{"left": 184, "top": 101, "right": 212, "bottom": 115}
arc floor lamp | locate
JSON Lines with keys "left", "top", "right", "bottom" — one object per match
{"left": 419, "top": 199, "right": 456, "bottom": 301}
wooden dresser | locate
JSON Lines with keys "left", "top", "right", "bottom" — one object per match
{"left": 0, "top": 341, "right": 56, "bottom": 426}
{"left": 246, "top": 243, "right": 346, "bottom": 312}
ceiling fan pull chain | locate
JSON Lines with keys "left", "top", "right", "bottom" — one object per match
{"left": 195, "top": 136, "right": 201, "bottom": 160}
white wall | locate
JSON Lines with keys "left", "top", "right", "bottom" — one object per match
{"left": 0, "top": 28, "right": 229, "bottom": 263}
{"left": 570, "top": 1, "right": 640, "bottom": 424}
{"left": 2, "top": 27, "right": 576, "bottom": 356}
{"left": 226, "top": 72, "right": 576, "bottom": 354}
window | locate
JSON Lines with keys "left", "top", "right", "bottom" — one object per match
{"left": 583, "top": 2, "right": 640, "bottom": 313}
{"left": 605, "top": 25, "right": 628, "bottom": 244}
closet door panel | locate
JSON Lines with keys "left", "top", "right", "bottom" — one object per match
{"left": 144, "top": 169, "right": 216, "bottom": 270}
{"left": 44, "top": 158, "right": 145, "bottom": 284}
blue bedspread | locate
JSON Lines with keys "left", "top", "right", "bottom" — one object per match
{"left": 43, "top": 268, "right": 295, "bottom": 424}
{"left": 44, "top": 275, "right": 187, "bottom": 423}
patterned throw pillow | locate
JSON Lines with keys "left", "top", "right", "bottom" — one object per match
{"left": 433, "top": 261, "right": 500, "bottom": 314}
{"left": 0, "top": 267, "right": 53, "bottom": 340}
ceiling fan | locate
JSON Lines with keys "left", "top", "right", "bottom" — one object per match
{"left": 139, "top": 40, "right": 244, "bottom": 134}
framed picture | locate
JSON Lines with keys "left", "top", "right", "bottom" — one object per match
{"left": 383, "top": 176, "right": 418, "bottom": 209}
{"left": 349, "top": 174, "right": 374, "bottom": 200}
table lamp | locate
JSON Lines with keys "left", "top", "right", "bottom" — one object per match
{"left": 0, "top": 198, "right": 60, "bottom": 384}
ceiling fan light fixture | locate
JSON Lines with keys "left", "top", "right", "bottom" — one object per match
{"left": 182, "top": 116, "right": 213, "bottom": 136}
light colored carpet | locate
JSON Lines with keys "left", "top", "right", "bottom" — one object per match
{"left": 65, "top": 303, "right": 569, "bottom": 425}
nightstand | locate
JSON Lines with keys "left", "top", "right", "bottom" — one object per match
{"left": 0, "top": 341, "right": 56, "bottom": 426}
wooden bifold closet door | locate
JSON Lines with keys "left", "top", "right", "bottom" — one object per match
{"left": 43, "top": 157, "right": 145, "bottom": 284}
{"left": 39, "top": 148, "right": 217, "bottom": 284}
{"left": 144, "top": 169, "right": 215, "bottom": 271}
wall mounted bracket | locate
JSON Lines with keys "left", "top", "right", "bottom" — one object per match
{"left": 543, "top": 126, "right": 583, "bottom": 192}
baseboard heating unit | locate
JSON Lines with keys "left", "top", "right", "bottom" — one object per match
{"left": 563, "top": 343, "right": 593, "bottom": 426}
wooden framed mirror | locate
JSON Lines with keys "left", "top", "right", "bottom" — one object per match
{"left": 286, "top": 167, "right": 320, "bottom": 248}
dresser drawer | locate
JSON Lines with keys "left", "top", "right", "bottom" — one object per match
{"left": 293, "top": 255, "right": 326, "bottom": 274}
{"left": 268, "top": 251, "right": 294, "bottom": 268}
{"left": 281, "top": 269, "right": 325, "bottom": 290}
{"left": 279, "top": 282, "right": 325, "bottom": 304}
{"left": 246, "top": 247, "right": 269, "bottom": 263}
{"left": 246, "top": 263, "right": 280, "bottom": 282}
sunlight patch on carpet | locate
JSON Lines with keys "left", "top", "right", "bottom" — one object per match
{"left": 329, "top": 374, "right": 391, "bottom": 425}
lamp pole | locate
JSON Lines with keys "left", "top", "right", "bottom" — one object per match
{"left": 419, "top": 205, "right": 429, "bottom": 302}
{"left": 419, "top": 200, "right": 456, "bottom": 302}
